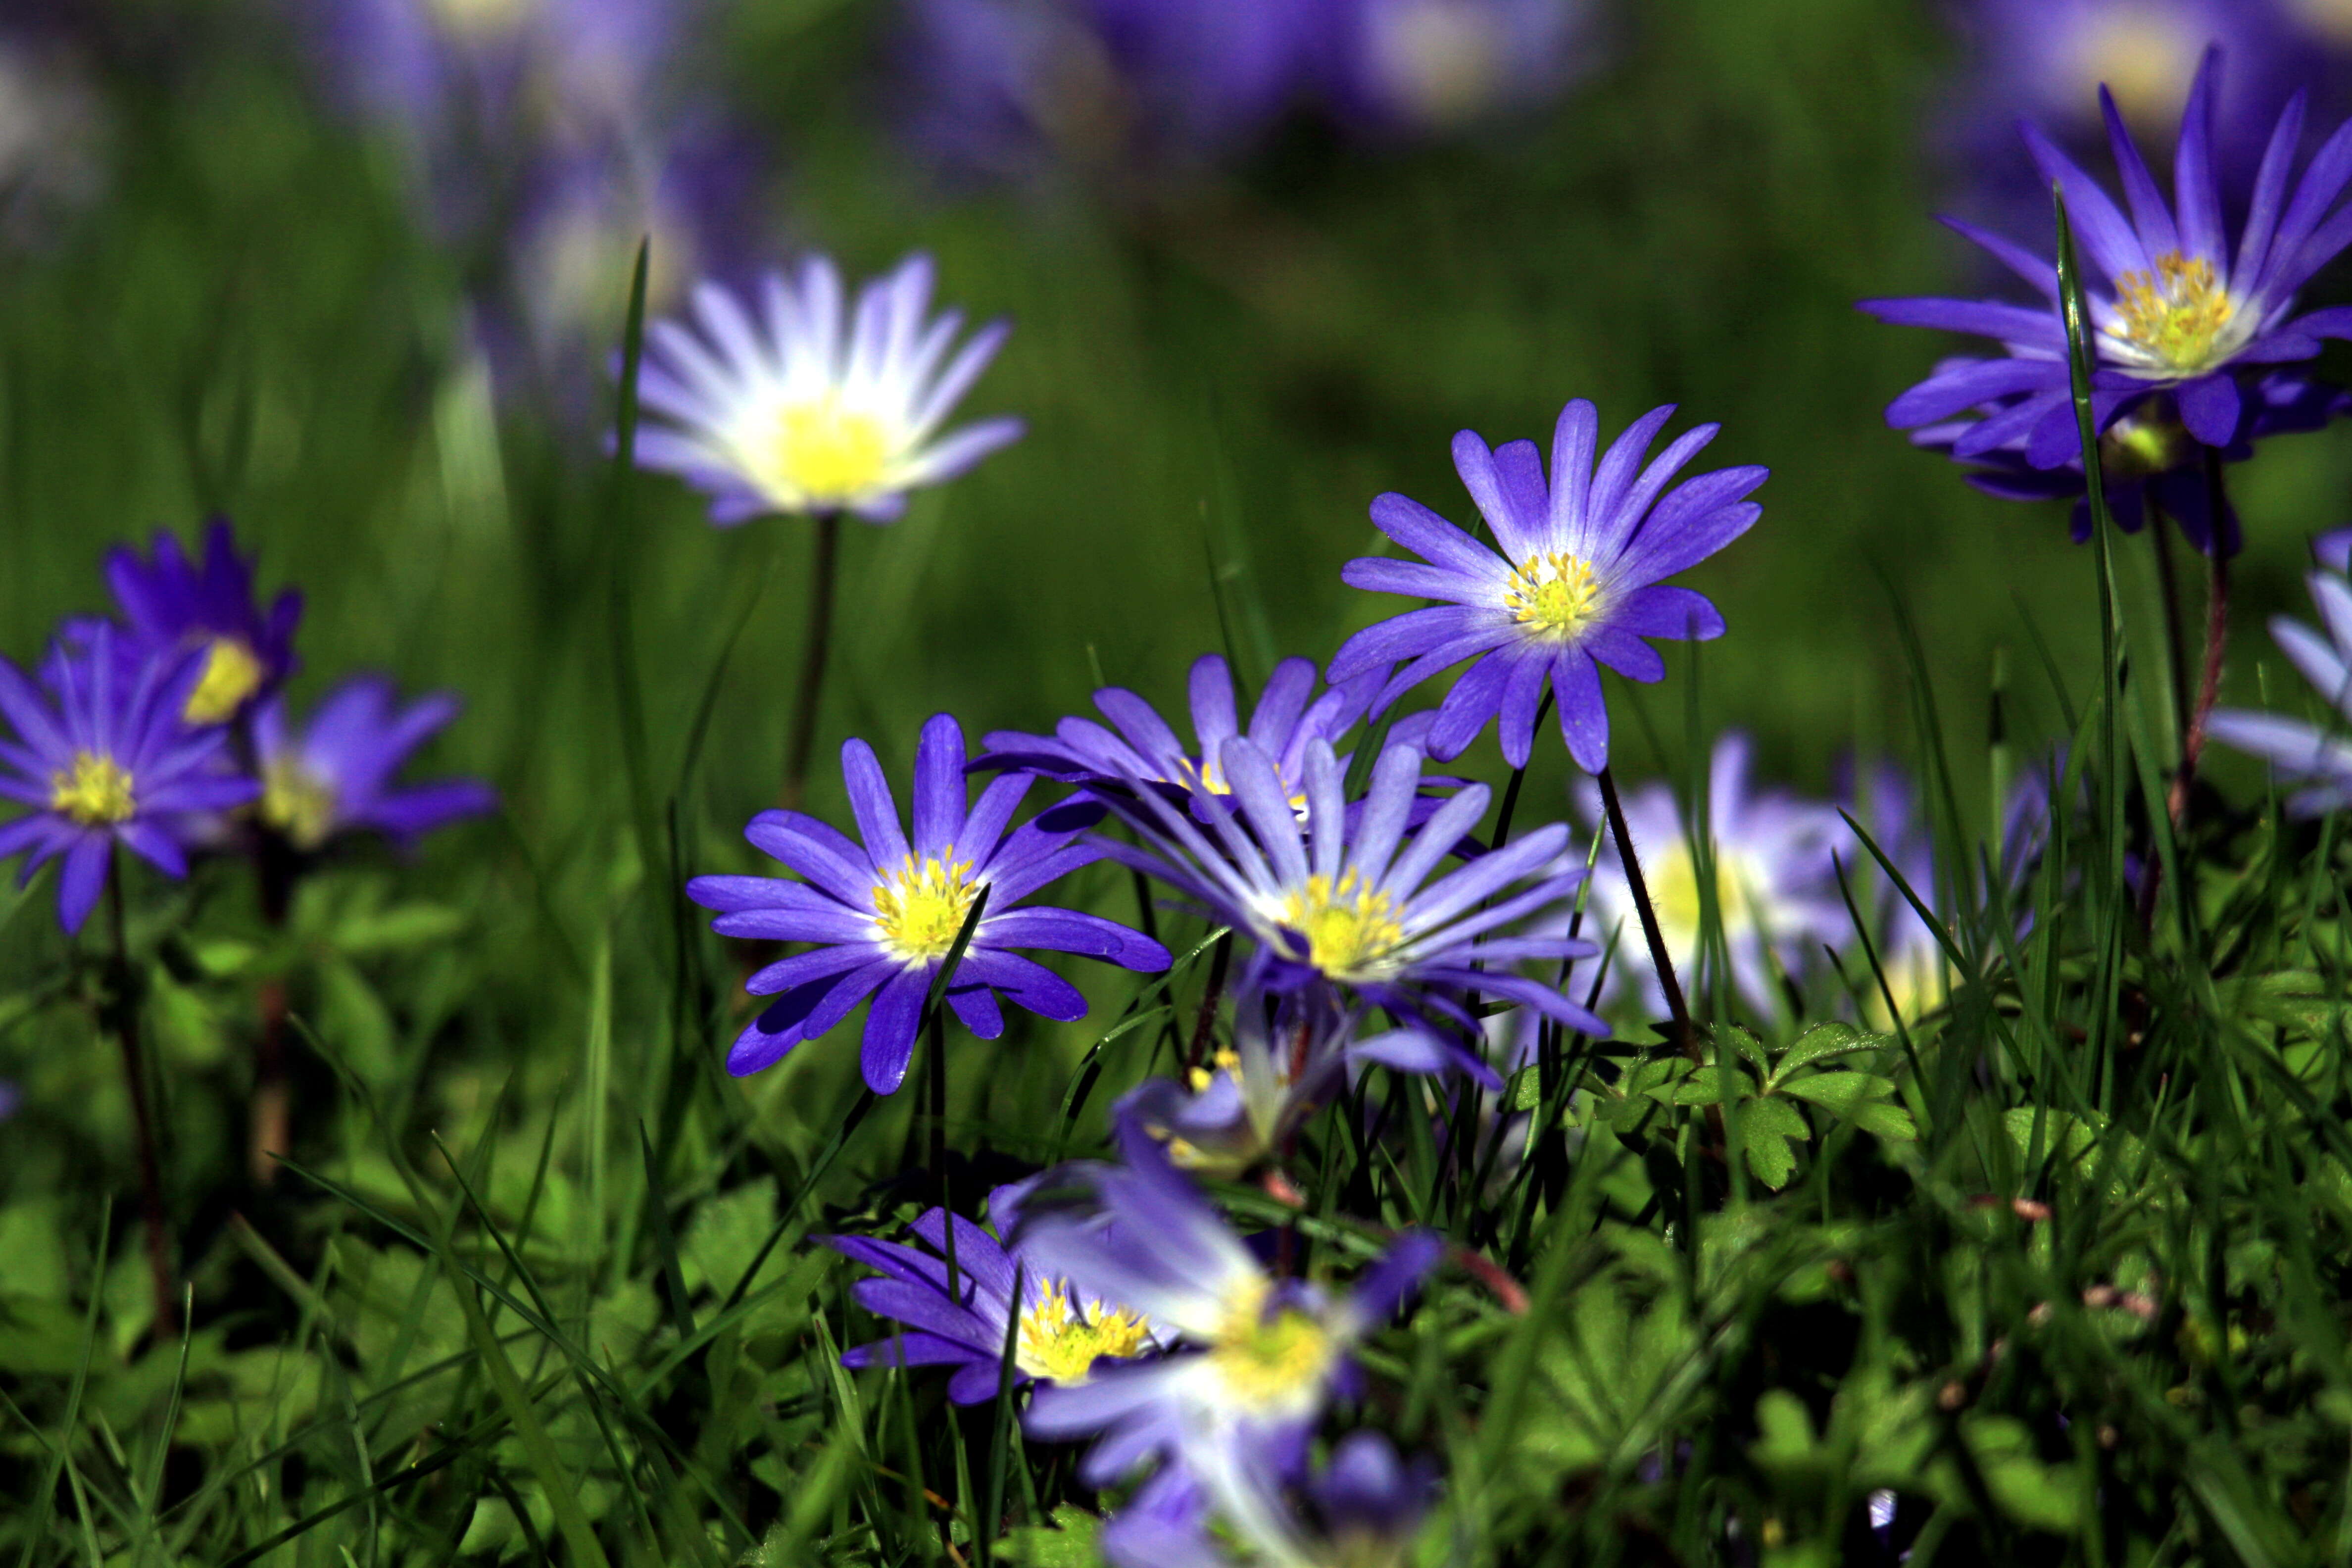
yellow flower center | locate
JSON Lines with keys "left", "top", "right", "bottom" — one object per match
{"left": 1016, "top": 1282, "right": 1152, "bottom": 1383}
{"left": 260, "top": 757, "right": 339, "bottom": 850}
{"left": 49, "top": 751, "right": 136, "bottom": 827}
{"left": 765, "top": 398, "right": 895, "bottom": 507}
{"left": 872, "top": 855, "right": 980, "bottom": 959}
{"left": 426, "top": 0, "right": 535, "bottom": 39}
{"left": 1208, "top": 1282, "right": 1337, "bottom": 1408}
{"left": 185, "top": 637, "right": 265, "bottom": 724}
{"left": 1503, "top": 552, "right": 1603, "bottom": 638}
{"left": 2098, "top": 407, "right": 2193, "bottom": 482}
{"left": 1649, "top": 843, "right": 1754, "bottom": 950}
{"left": 1277, "top": 872, "right": 1406, "bottom": 980}
{"left": 2111, "top": 253, "right": 2237, "bottom": 374}
{"left": 2291, "top": 0, "right": 2352, "bottom": 49}
{"left": 1186, "top": 1046, "right": 1241, "bottom": 1094}
{"left": 2071, "top": 14, "right": 2200, "bottom": 130}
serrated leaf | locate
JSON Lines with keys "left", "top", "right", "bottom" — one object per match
{"left": 1768, "top": 1021, "right": 1892, "bottom": 1086}
{"left": 1713, "top": 1025, "right": 1770, "bottom": 1072}
{"left": 1779, "top": 1072, "right": 1898, "bottom": 1116}
{"left": 1740, "top": 1097, "right": 1811, "bottom": 1189}
{"left": 1844, "top": 1101, "right": 1919, "bottom": 1141}
{"left": 998, "top": 1504, "right": 1106, "bottom": 1567}
{"left": 1505, "top": 1064, "right": 1544, "bottom": 1112}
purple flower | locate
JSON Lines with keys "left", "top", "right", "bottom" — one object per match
{"left": 1909, "top": 366, "right": 2352, "bottom": 554}
{"left": 0, "top": 627, "right": 258, "bottom": 933}
{"left": 2209, "top": 558, "right": 2352, "bottom": 814}
{"left": 1577, "top": 732, "right": 1843, "bottom": 1018}
{"left": 1105, "top": 733, "right": 1604, "bottom": 1049}
{"left": 686, "top": 713, "right": 1172, "bottom": 1094}
{"left": 1835, "top": 763, "right": 1955, "bottom": 1025}
{"left": 252, "top": 678, "right": 496, "bottom": 852}
{"left": 1101, "top": 1429, "right": 1433, "bottom": 1568}
{"left": 634, "top": 252, "right": 1025, "bottom": 525}
{"left": 979, "top": 653, "right": 1382, "bottom": 825}
{"left": 1862, "top": 50, "right": 2352, "bottom": 472}
{"left": 1327, "top": 400, "right": 1764, "bottom": 773}
{"left": 1019, "top": 1119, "right": 1441, "bottom": 1489}
{"left": 99, "top": 520, "right": 300, "bottom": 726}
{"left": 1320, "top": 0, "right": 1595, "bottom": 136}
{"left": 827, "top": 1183, "right": 1160, "bottom": 1405}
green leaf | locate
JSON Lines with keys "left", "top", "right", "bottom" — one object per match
{"left": 1778, "top": 1072, "right": 1898, "bottom": 1116}
{"left": 1740, "top": 1097, "right": 1811, "bottom": 1189}
{"left": 1505, "top": 1063, "right": 1544, "bottom": 1112}
{"left": 1768, "top": 1021, "right": 1892, "bottom": 1086}
{"left": 1962, "top": 1414, "right": 2085, "bottom": 1532}
{"left": 997, "top": 1504, "right": 1107, "bottom": 1568}
{"left": 1843, "top": 1101, "right": 1920, "bottom": 1141}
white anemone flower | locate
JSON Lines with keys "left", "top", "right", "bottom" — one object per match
{"left": 633, "top": 251, "right": 1025, "bottom": 524}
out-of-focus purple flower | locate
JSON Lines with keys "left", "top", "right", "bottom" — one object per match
{"left": 1102, "top": 1428, "right": 1434, "bottom": 1568}
{"left": 0, "top": 26, "right": 109, "bottom": 249}
{"left": 98, "top": 521, "right": 301, "bottom": 727}
{"left": 1320, "top": 0, "right": 1595, "bottom": 135}
{"left": 0, "top": 627, "right": 258, "bottom": 933}
{"left": 251, "top": 677, "right": 495, "bottom": 853}
{"left": 1863, "top": 51, "right": 2352, "bottom": 476}
{"left": 826, "top": 1183, "right": 1160, "bottom": 1406}
{"left": 2210, "top": 560, "right": 2352, "bottom": 813}
{"left": 1105, "top": 734, "right": 1602, "bottom": 1051}
{"left": 897, "top": 0, "right": 1323, "bottom": 183}
{"left": 686, "top": 714, "right": 1171, "bottom": 1093}
{"left": 1909, "top": 367, "right": 2352, "bottom": 555}
{"left": 1328, "top": 399, "right": 1764, "bottom": 773}
{"left": 980, "top": 654, "right": 1384, "bottom": 827}
{"left": 1019, "top": 1119, "right": 1441, "bottom": 1491}
{"left": 635, "top": 251, "right": 1025, "bottom": 525}
{"left": 1835, "top": 763, "right": 1954, "bottom": 1026}
{"left": 1579, "top": 732, "right": 1843, "bottom": 1019}
{"left": 0, "top": 1080, "right": 18, "bottom": 1122}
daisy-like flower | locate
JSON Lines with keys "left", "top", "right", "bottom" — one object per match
{"left": 980, "top": 653, "right": 1385, "bottom": 825}
{"left": 251, "top": 678, "right": 496, "bottom": 853}
{"left": 686, "top": 713, "right": 1171, "bottom": 1093}
{"left": 1118, "top": 984, "right": 1484, "bottom": 1176}
{"left": 827, "top": 1183, "right": 1159, "bottom": 1406}
{"left": 0, "top": 627, "right": 258, "bottom": 933}
{"left": 1102, "top": 1430, "right": 1433, "bottom": 1568}
{"left": 98, "top": 520, "right": 301, "bottom": 726}
{"left": 1019, "top": 1122, "right": 1441, "bottom": 1490}
{"left": 1862, "top": 50, "right": 2352, "bottom": 471}
{"left": 1326, "top": 399, "right": 1765, "bottom": 772}
{"left": 2209, "top": 558, "right": 2352, "bottom": 815}
{"left": 1580, "top": 732, "right": 1843, "bottom": 1018}
{"left": 1107, "top": 733, "right": 1604, "bottom": 1046}
{"left": 634, "top": 251, "right": 1025, "bottom": 525}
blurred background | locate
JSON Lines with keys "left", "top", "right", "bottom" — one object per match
{"left": 3, "top": 0, "right": 2352, "bottom": 1191}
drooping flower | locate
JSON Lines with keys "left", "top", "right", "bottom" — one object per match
{"left": 1326, "top": 399, "right": 1764, "bottom": 772}
{"left": 2209, "top": 560, "right": 2352, "bottom": 815}
{"left": 634, "top": 252, "right": 1025, "bottom": 525}
{"left": 1105, "top": 733, "right": 1604, "bottom": 1049}
{"left": 97, "top": 520, "right": 301, "bottom": 726}
{"left": 1118, "top": 983, "right": 1486, "bottom": 1176}
{"left": 1862, "top": 50, "right": 2352, "bottom": 475}
{"left": 827, "top": 1183, "right": 1160, "bottom": 1405}
{"left": 1579, "top": 732, "right": 1844, "bottom": 1018}
{"left": 979, "top": 654, "right": 1385, "bottom": 826}
{"left": 251, "top": 678, "right": 496, "bottom": 853}
{"left": 1907, "top": 366, "right": 2352, "bottom": 555}
{"left": 1019, "top": 1121, "right": 1441, "bottom": 1489}
{"left": 686, "top": 713, "right": 1171, "bottom": 1093}
{"left": 0, "top": 627, "right": 258, "bottom": 933}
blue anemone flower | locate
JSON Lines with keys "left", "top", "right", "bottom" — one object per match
{"left": 1326, "top": 399, "right": 1764, "bottom": 773}
{"left": 686, "top": 713, "right": 1172, "bottom": 1093}
{"left": 2209, "top": 561, "right": 2352, "bottom": 815}
{"left": 827, "top": 1184, "right": 1160, "bottom": 1406}
{"left": 1018, "top": 1121, "right": 1441, "bottom": 1489}
{"left": 1104, "top": 734, "right": 1604, "bottom": 1048}
{"left": 98, "top": 519, "right": 301, "bottom": 726}
{"left": 0, "top": 627, "right": 258, "bottom": 933}
{"left": 979, "top": 653, "right": 1384, "bottom": 825}
{"left": 1102, "top": 1429, "right": 1433, "bottom": 1568}
{"left": 252, "top": 677, "right": 496, "bottom": 852}
{"left": 1862, "top": 49, "right": 2352, "bottom": 466}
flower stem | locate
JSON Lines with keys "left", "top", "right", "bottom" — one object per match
{"left": 780, "top": 511, "right": 843, "bottom": 813}
{"left": 2166, "top": 451, "right": 2232, "bottom": 829}
{"left": 1596, "top": 765, "right": 1694, "bottom": 1058}
{"left": 2148, "top": 502, "right": 2192, "bottom": 740}
{"left": 927, "top": 990, "right": 950, "bottom": 1188}
{"left": 248, "top": 835, "right": 297, "bottom": 1187}
{"left": 106, "top": 858, "right": 176, "bottom": 1340}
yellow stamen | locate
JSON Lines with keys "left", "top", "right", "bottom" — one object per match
{"left": 49, "top": 751, "right": 136, "bottom": 827}
{"left": 1649, "top": 843, "right": 1754, "bottom": 949}
{"left": 1016, "top": 1283, "right": 1152, "bottom": 1383}
{"left": 1503, "top": 551, "right": 1603, "bottom": 639}
{"left": 2111, "top": 252, "right": 2236, "bottom": 374}
{"left": 185, "top": 637, "right": 265, "bottom": 724}
{"left": 425, "top": 0, "right": 535, "bottom": 38}
{"left": 872, "top": 854, "right": 980, "bottom": 958}
{"left": 1186, "top": 1046, "right": 1241, "bottom": 1094}
{"left": 1207, "top": 1279, "right": 1337, "bottom": 1407}
{"left": 260, "top": 756, "right": 339, "bottom": 850}
{"left": 762, "top": 398, "right": 895, "bottom": 507}
{"left": 1277, "top": 872, "right": 1405, "bottom": 980}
